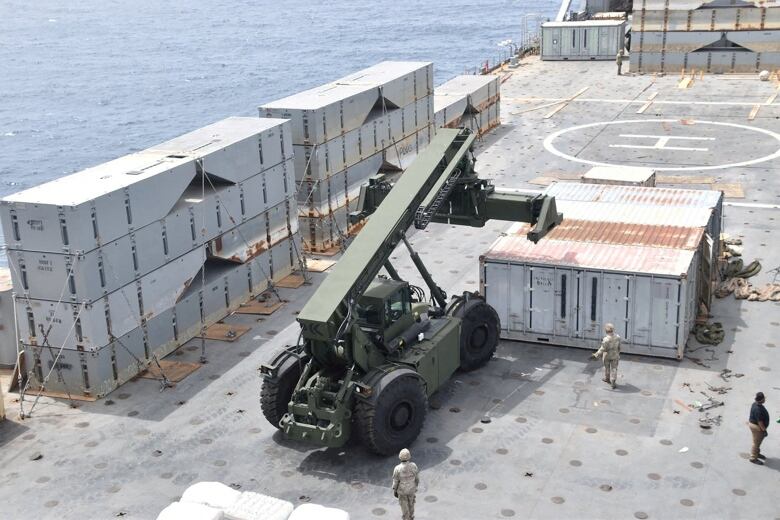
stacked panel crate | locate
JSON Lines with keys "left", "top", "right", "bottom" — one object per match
{"left": 631, "top": 0, "right": 780, "bottom": 73}
{"left": 260, "top": 61, "right": 434, "bottom": 252}
{"left": 433, "top": 75, "right": 500, "bottom": 137}
{"left": 0, "top": 117, "right": 300, "bottom": 398}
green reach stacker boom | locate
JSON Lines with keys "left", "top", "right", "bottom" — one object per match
{"left": 260, "top": 128, "right": 562, "bottom": 455}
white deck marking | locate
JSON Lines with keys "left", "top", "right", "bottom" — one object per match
{"left": 507, "top": 96, "right": 779, "bottom": 107}
{"left": 724, "top": 202, "right": 780, "bottom": 210}
{"left": 609, "top": 134, "right": 715, "bottom": 152}
{"left": 543, "top": 119, "right": 780, "bottom": 171}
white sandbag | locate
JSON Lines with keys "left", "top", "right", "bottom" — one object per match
{"left": 157, "top": 501, "right": 224, "bottom": 520}
{"left": 224, "top": 491, "right": 295, "bottom": 520}
{"left": 181, "top": 482, "right": 242, "bottom": 510}
{"left": 290, "top": 503, "right": 350, "bottom": 520}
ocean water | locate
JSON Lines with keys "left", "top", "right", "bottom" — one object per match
{"left": 0, "top": 0, "right": 557, "bottom": 260}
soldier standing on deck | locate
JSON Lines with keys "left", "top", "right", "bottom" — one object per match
{"left": 592, "top": 323, "right": 621, "bottom": 389}
{"left": 748, "top": 392, "right": 770, "bottom": 465}
{"left": 616, "top": 50, "right": 624, "bottom": 75}
{"left": 392, "top": 448, "right": 419, "bottom": 520}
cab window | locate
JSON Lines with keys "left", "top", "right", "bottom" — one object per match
{"left": 385, "top": 290, "right": 410, "bottom": 324}
{"left": 356, "top": 302, "right": 382, "bottom": 326}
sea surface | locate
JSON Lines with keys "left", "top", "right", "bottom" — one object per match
{"left": 0, "top": 0, "right": 558, "bottom": 262}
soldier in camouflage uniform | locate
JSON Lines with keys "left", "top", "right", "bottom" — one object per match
{"left": 392, "top": 448, "right": 419, "bottom": 520}
{"left": 592, "top": 323, "right": 621, "bottom": 389}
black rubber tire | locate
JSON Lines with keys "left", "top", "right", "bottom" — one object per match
{"left": 455, "top": 297, "right": 500, "bottom": 372}
{"left": 260, "top": 361, "right": 302, "bottom": 429}
{"left": 356, "top": 374, "right": 428, "bottom": 456}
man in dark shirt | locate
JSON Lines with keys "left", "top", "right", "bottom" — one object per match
{"left": 748, "top": 392, "right": 770, "bottom": 464}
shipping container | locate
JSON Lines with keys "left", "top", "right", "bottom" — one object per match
{"left": 23, "top": 328, "right": 146, "bottom": 398}
{"left": 434, "top": 92, "right": 469, "bottom": 129}
{"left": 0, "top": 151, "right": 196, "bottom": 254}
{"left": 543, "top": 183, "right": 723, "bottom": 250}
{"left": 298, "top": 151, "right": 384, "bottom": 211}
{"left": 634, "top": 0, "right": 773, "bottom": 11}
{"left": 480, "top": 224, "right": 700, "bottom": 359}
{"left": 582, "top": 166, "right": 656, "bottom": 186}
{"left": 337, "top": 61, "right": 433, "bottom": 108}
{"left": 5, "top": 162, "right": 294, "bottom": 303}
{"left": 634, "top": 7, "right": 780, "bottom": 32}
{"left": 435, "top": 75, "right": 500, "bottom": 113}
{"left": 260, "top": 83, "right": 378, "bottom": 146}
{"left": 542, "top": 20, "right": 626, "bottom": 60}
{"left": 0, "top": 127, "right": 293, "bottom": 256}
{"left": 15, "top": 247, "right": 205, "bottom": 351}
{"left": 0, "top": 269, "right": 15, "bottom": 367}
{"left": 148, "top": 117, "right": 293, "bottom": 184}
{"left": 290, "top": 95, "right": 432, "bottom": 182}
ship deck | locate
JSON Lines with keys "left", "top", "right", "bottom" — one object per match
{"left": 2, "top": 57, "right": 780, "bottom": 519}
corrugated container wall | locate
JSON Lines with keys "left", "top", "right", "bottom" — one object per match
{"left": 481, "top": 230, "right": 699, "bottom": 359}
{"left": 480, "top": 184, "right": 723, "bottom": 360}
{"left": 542, "top": 21, "right": 626, "bottom": 60}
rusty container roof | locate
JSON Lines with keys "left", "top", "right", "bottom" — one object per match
{"left": 512, "top": 218, "right": 705, "bottom": 250}
{"left": 544, "top": 182, "right": 723, "bottom": 209}
{"left": 484, "top": 223, "right": 696, "bottom": 277}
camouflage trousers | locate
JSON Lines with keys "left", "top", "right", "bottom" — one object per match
{"left": 399, "top": 494, "right": 415, "bottom": 520}
{"left": 603, "top": 358, "right": 619, "bottom": 383}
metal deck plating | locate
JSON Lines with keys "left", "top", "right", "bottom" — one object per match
{"left": 1, "top": 57, "right": 779, "bottom": 519}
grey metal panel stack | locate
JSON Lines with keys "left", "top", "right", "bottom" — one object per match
{"left": 631, "top": 1, "right": 780, "bottom": 73}
{"left": 433, "top": 75, "right": 501, "bottom": 137}
{"left": 260, "top": 61, "right": 434, "bottom": 252}
{"left": 1, "top": 117, "right": 300, "bottom": 398}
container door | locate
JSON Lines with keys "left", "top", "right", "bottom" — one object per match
{"left": 599, "top": 27, "right": 613, "bottom": 56}
{"left": 528, "top": 267, "right": 555, "bottom": 334}
{"left": 573, "top": 271, "right": 584, "bottom": 338}
{"left": 631, "top": 276, "right": 652, "bottom": 345}
{"left": 554, "top": 269, "right": 573, "bottom": 336}
{"left": 602, "top": 274, "right": 630, "bottom": 340}
{"left": 560, "top": 28, "right": 574, "bottom": 57}
{"left": 483, "top": 262, "right": 509, "bottom": 332}
{"left": 582, "top": 272, "right": 602, "bottom": 340}
{"left": 699, "top": 234, "right": 713, "bottom": 305}
{"left": 551, "top": 28, "right": 561, "bottom": 56}
{"left": 650, "top": 278, "right": 681, "bottom": 348}
{"left": 580, "top": 27, "right": 597, "bottom": 56}
{"left": 508, "top": 263, "right": 525, "bottom": 332}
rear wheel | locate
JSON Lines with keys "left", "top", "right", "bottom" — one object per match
{"left": 260, "top": 361, "right": 303, "bottom": 429}
{"left": 356, "top": 374, "right": 427, "bottom": 455}
{"left": 452, "top": 294, "right": 500, "bottom": 371}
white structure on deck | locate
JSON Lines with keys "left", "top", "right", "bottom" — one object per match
{"left": 481, "top": 183, "right": 723, "bottom": 359}
{"left": 542, "top": 20, "right": 626, "bottom": 60}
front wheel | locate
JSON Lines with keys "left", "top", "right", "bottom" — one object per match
{"left": 356, "top": 373, "right": 427, "bottom": 456}
{"left": 260, "top": 360, "right": 303, "bottom": 429}
{"left": 452, "top": 294, "right": 500, "bottom": 371}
